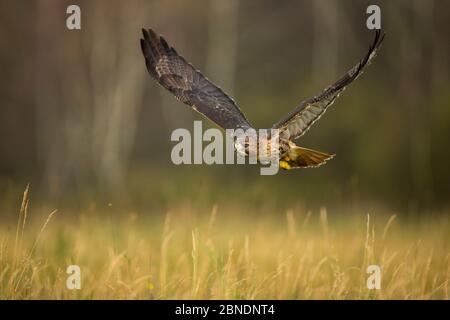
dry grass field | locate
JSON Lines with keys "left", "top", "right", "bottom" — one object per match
{"left": 0, "top": 186, "right": 448, "bottom": 300}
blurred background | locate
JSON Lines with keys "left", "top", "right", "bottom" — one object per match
{"left": 0, "top": 0, "right": 449, "bottom": 217}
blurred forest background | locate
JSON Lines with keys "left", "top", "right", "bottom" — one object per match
{"left": 0, "top": 0, "right": 449, "bottom": 216}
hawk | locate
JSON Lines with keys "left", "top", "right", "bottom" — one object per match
{"left": 140, "top": 28, "right": 385, "bottom": 170}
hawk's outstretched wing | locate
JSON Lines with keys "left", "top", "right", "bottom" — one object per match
{"left": 140, "top": 28, "right": 251, "bottom": 130}
{"left": 272, "top": 30, "right": 385, "bottom": 140}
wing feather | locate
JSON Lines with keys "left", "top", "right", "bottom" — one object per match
{"left": 140, "top": 28, "right": 251, "bottom": 130}
{"left": 273, "top": 30, "right": 385, "bottom": 140}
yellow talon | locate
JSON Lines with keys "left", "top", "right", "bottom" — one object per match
{"left": 279, "top": 160, "right": 291, "bottom": 170}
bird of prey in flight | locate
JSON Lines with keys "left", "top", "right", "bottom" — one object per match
{"left": 140, "top": 28, "right": 384, "bottom": 170}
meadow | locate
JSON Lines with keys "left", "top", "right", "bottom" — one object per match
{"left": 0, "top": 186, "right": 448, "bottom": 300}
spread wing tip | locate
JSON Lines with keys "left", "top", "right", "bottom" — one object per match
{"left": 141, "top": 28, "right": 157, "bottom": 41}
{"left": 141, "top": 27, "right": 178, "bottom": 60}
{"left": 361, "top": 29, "right": 386, "bottom": 71}
{"left": 344, "top": 29, "right": 385, "bottom": 85}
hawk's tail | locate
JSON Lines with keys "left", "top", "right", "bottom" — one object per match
{"left": 279, "top": 146, "right": 335, "bottom": 170}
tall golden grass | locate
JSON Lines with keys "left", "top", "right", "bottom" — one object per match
{"left": 0, "top": 187, "right": 448, "bottom": 299}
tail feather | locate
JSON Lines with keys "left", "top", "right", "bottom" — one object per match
{"left": 279, "top": 146, "right": 335, "bottom": 170}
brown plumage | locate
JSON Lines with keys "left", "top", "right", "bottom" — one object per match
{"left": 140, "top": 28, "right": 385, "bottom": 170}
